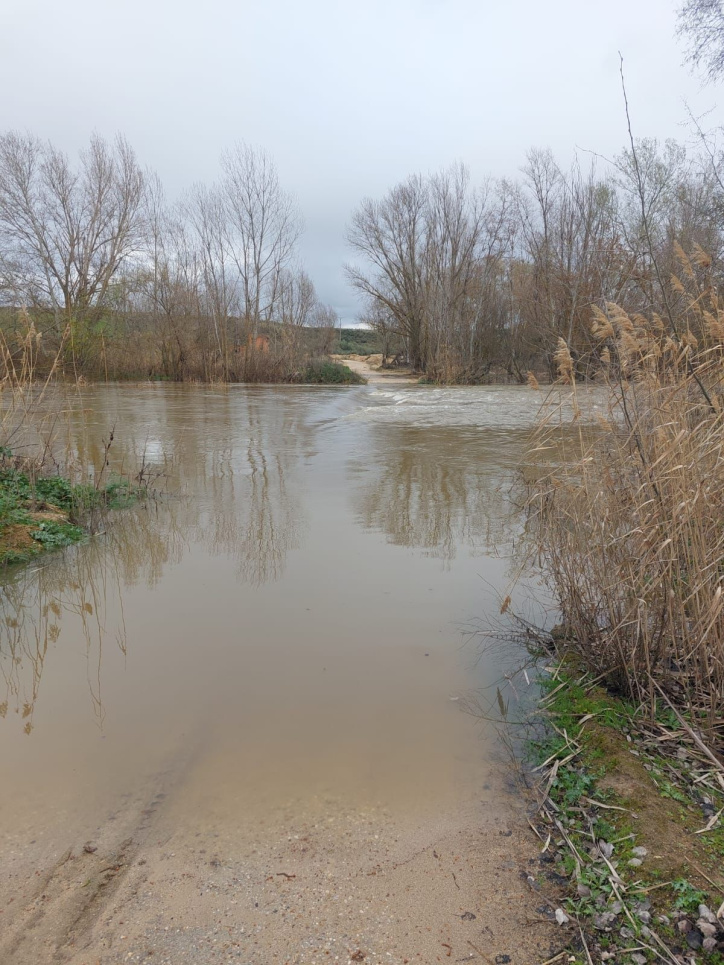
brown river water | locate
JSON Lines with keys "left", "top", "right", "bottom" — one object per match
{"left": 0, "top": 383, "right": 597, "bottom": 965}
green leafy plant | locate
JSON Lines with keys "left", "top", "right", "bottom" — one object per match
{"left": 31, "top": 520, "right": 85, "bottom": 548}
{"left": 671, "top": 878, "right": 708, "bottom": 914}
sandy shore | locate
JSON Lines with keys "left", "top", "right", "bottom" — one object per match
{"left": 0, "top": 760, "right": 560, "bottom": 965}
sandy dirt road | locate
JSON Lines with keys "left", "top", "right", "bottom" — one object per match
{"left": 332, "top": 356, "right": 418, "bottom": 386}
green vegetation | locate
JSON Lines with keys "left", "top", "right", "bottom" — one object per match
{"left": 0, "top": 463, "right": 143, "bottom": 567}
{"left": 300, "top": 359, "right": 366, "bottom": 385}
{"left": 333, "top": 328, "right": 382, "bottom": 355}
{"left": 528, "top": 665, "right": 724, "bottom": 962}
{"left": 672, "top": 879, "right": 710, "bottom": 915}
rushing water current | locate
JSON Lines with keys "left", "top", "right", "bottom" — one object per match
{"left": 0, "top": 383, "right": 584, "bottom": 893}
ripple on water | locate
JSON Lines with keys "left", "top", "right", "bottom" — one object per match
{"left": 353, "top": 384, "right": 607, "bottom": 429}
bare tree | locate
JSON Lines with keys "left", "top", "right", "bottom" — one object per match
{"left": 346, "top": 174, "right": 428, "bottom": 370}
{"left": 277, "top": 267, "right": 317, "bottom": 366}
{"left": 278, "top": 267, "right": 316, "bottom": 329}
{"left": 0, "top": 132, "right": 145, "bottom": 366}
{"left": 309, "top": 302, "right": 340, "bottom": 356}
{"left": 347, "top": 166, "right": 513, "bottom": 377}
{"left": 133, "top": 174, "right": 202, "bottom": 379}
{"left": 182, "top": 182, "right": 239, "bottom": 378}
{"left": 362, "top": 299, "right": 398, "bottom": 364}
{"left": 678, "top": 0, "right": 724, "bottom": 82}
{"left": 221, "top": 144, "right": 302, "bottom": 336}
{"left": 516, "top": 151, "right": 628, "bottom": 375}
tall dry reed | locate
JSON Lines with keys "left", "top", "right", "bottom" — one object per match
{"left": 527, "top": 247, "right": 724, "bottom": 747}
{"left": 0, "top": 312, "right": 70, "bottom": 476}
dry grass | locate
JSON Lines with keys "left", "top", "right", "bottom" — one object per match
{"left": 0, "top": 312, "right": 70, "bottom": 475}
{"left": 527, "top": 249, "right": 724, "bottom": 748}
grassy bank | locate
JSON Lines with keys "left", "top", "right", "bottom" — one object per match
{"left": 526, "top": 661, "right": 724, "bottom": 963}
{"left": 0, "top": 461, "right": 142, "bottom": 567}
{"left": 518, "top": 251, "right": 724, "bottom": 960}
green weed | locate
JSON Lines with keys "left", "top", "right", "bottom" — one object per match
{"left": 671, "top": 878, "right": 708, "bottom": 914}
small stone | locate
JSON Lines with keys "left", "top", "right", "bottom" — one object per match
{"left": 686, "top": 930, "right": 703, "bottom": 950}
{"left": 631, "top": 954, "right": 647, "bottom": 965}
{"left": 703, "top": 937, "right": 718, "bottom": 953}
{"left": 678, "top": 919, "right": 693, "bottom": 934}
{"left": 594, "top": 912, "right": 617, "bottom": 930}
{"left": 620, "top": 927, "right": 635, "bottom": 940}
{"left": 657, "top": 915, "right": 670, "bottom": 926}
{"left": 611, "top": 901, "right": 623, "bottom": 916}
{"left": 83, "top": 844, "right": 98, "bottom": 854}
{"left": 460, "top": 912, "right": 476, "bottom": 921}
{"left": 598, "top": 841, "right": 614, "bottom": 859}
{"left": 699, "top": 905, "right": 718, "bottom": 924}
{"left": 601, "top": 954, "right": 615, "bottom": 962}
{"left": 577, "top": 884, "right": 591, "bottom": 898}
{"left": 495, "top": 957, "right": 511, "bottom": 965}
{"left": 555, "top": 909, "right": 570, "bottom": 926}
{"left": 632, "top": 846, "right": 648, "bottom": 858}
{"left": 628, "top": 858, "right": 643, "bottom": 868}
{"left": 640, "top": 926, "right": 652, "bottom": 939}
{"left": 638, "top": 911, "right": 651, "bottom": 924}
{"left": 698, "top": 921, "right": 718, "bottom": 938}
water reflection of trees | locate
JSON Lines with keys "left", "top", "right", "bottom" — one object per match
{"left": 194, "top": 408, "right": 304, "bottom": 587}
{"left": 69, "top": 385, "right": 311, "bottom": 587}
{"left": 0, "top": 506, "right": 184, "bottom": 734}
{"left": 351, "top": 427, "right": 519, "bottom": 562}
{"left": 0, "top": 387, "right": 316, "bottom": 734}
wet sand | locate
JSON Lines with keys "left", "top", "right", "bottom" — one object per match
{"left": 1, "top": 761, "right": 557, "bottom": 964}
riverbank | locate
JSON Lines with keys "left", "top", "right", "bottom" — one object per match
{"left": 527, "top": 657, "right": 724, "bottom": 963}
{"left": 0, "top": 460, "right": 143, "bottom": 567}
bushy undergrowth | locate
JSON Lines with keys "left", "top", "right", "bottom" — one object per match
{"left": 0, "top": 464, "right": 144, "bottom": 566}
{"left": 527, "top": 247, "right": 724, "bottom": 745}
{"left": 300, "top": 359, "right": 365, "bottom": 384}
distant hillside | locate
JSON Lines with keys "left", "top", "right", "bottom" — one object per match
{"left": 334, "top": 328, "right": 381, "bottom": 354}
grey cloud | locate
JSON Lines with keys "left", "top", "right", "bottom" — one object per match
{"left": 1, "top": 0, "right": 718, "bottom": 323}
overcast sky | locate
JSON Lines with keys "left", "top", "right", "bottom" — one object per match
{"left": 2, "top": 0, "right": 721, "bottom": 322}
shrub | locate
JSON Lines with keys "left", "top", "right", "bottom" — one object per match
{"left": 526, "top": 247, "right": 724, "bottom": 744}
{"left": 300, "top": 359, "right": 365, "bottom": 385}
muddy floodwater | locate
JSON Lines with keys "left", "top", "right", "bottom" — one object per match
{"left": 0, "top": 383, "right": 576, "bottom": 965}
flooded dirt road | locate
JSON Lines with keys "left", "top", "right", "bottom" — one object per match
{"left": 0, "top": 384, "right": 569, "bottom": 964}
